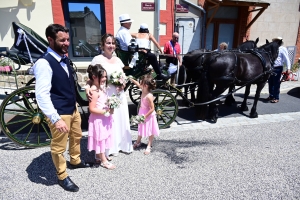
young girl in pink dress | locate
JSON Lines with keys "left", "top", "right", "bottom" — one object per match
{"left": 87, "top": 64, "right": 116, "bottom": 169}
{"left": 130, "top": 74, "right": 160, "bottom": 155}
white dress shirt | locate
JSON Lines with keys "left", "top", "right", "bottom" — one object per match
{"left": 33, "top": 47, "right": 69, "bottom": 124}
{"left": 274, "top": 46, "right": 291, "bottom": 69}
{"left": 116, "top": 26, "right": 132, "bottom": 51}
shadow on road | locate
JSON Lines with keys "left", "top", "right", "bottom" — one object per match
{"left": 26, "top": 151, "right": 57, "bottom": 186}
{"left": 287, "top": 87, "right": 300, "bottom": 99}
{"left": 25, "top": 138, "right": 94, "bottom": 186}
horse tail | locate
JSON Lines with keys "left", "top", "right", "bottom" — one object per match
{"left": 195, "top": 68, "right": 210, "bottom": 120}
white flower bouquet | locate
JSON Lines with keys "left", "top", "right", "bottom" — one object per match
{"left": 105, "top": 94, "right": 122, "bottom": 110}
{"left": 109, "top": 71, "right": 128, "bottom": 86}
{"left": 130, "top": 115, "right": 145, "bottom": 125}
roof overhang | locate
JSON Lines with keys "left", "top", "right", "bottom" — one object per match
{"left": 203, "top": 0, "right": 270, "bottom": 30}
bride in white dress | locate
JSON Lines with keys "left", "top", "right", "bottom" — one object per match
{"left": 90, "top": 33, "right": 133, "bottom": 156}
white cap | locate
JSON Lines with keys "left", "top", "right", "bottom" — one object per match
{"left": 119, "top": 14, "right": 133, "bottom": 24}
{"left": 140, "top": 23, "right": 148, "bottom": 29}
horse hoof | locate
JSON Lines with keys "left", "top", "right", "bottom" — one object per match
{"left": 212, "top": 118, "right": 218, "bottom": 123}
{"left": 210, "top": 115, "right": 218, "bottom": 123}
{"left": 250, "top": 112, "right": 258, "bottom": 118}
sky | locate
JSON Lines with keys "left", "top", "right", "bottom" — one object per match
{"left": 68, "top": 3, "right": 101, "bottom": 21}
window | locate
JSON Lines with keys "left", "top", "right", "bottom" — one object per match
{"left": 63, "top": 0, "right": 105, "bottom": 61}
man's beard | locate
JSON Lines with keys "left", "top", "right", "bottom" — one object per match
{"left": 53, "top": 41, "right": 68, "bottom": 55}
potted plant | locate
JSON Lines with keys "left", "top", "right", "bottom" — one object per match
{"left": 0, "top": 56, "right": 13, "bottom": 72}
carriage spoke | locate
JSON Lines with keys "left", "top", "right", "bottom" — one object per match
{"left": 159, "top": 99, "right": 174, "bottom": 107}
{"left": 21, "top": 92, "right": 36, "bottom": 111}
{"left": 152, "top": 89, "right": 178, "bottom": 129}
{"left": 10, "top": 121, "right": 32, "bottom": 135}
{"left": 10, "top": 100, "right": 34, "bottom": 115}
{"left": 41, "top": 123, "right": 51, "bottom": 139}
{"left": 23, "top": 123, "right": 35, "bottom": 143}
{"left": 0, "top": 86, "right": 51, "bottom": 147}
{"left": 6, "top": 118, "right": 32, "bottom": 125}
{"left": 3, "top": 110, "right": 32, "bottom": 118}
{"left": 162, "top": 107, "right": 177, "bottom": 111}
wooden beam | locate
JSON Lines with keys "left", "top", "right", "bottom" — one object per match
{"left": 219, "top": 1, "right": 269, "bottom": 8}
{"left": 246, "top": 7, "right": 266, "bottom": 31}
{"left": 208, "top": 4, "right": 219, "bottom": 10}
{"left": 206, "top": 0, "right": 219, "bottom": 5}
{"left": 206, "top": 5, "right": 220, "bottom": 29}
{"left": 249, "top": 8, "right": 264, "bottom": 12}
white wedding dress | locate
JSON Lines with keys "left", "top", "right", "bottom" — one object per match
{"left": 91, "top": 55, "right": 133, "bottom": 155}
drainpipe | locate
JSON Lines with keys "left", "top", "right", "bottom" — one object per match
{"left": 155, "top": 0, "right": 160, "bottom": 53}
{"left": 181, "top": 0, "right": 206, "bottom": 49}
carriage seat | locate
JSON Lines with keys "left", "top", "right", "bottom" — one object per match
{"left": 115, "top": 39, "right": 132, "bottom": 66}
{"left": 115, "top": 38, "right": 152, "bottom": 77}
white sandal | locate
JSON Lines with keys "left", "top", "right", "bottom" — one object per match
{"left": 144, "top": 146, "right": 151, "bottom": 155}
{"left": 100, "top": 161, "right": 116, "bottom": 170}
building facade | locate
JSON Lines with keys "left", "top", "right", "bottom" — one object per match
{"left": 0, "top": 0, "right": 299, "bottom": 69}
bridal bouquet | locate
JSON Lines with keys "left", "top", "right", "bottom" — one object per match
{"left": 130, "top": 115, "right": 145, "bottom": 125}
{"left": 109, "top": 71, "right": 129, "bottom": 86}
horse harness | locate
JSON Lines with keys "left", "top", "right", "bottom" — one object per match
{"left": 222, "top": 49, "right": 273, "bottom": 85}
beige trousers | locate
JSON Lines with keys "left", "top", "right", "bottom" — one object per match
{"left": 48, "top": 108, "right": 82, "bottom": 180}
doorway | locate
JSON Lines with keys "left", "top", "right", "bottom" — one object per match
{"left": 205, "top": 21, "right": 236, "bottom": 50}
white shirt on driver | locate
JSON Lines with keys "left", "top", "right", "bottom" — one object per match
{"left": 116, "top": 26, "right": 132, "bottom": 51}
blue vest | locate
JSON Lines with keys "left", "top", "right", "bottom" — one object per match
{"left": 43, "top": 53, "right": 76, "bottom": 115}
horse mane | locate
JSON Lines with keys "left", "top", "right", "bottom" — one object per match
{"left": 237, "top": 37, "right": 259, "bottom": 51}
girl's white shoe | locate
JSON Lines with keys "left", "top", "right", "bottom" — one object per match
{"left": 144, "top": 146, "right": 151, "bottom": 155}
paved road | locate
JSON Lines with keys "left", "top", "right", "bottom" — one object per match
{"left": 0, "top": 82, "right": 300, "bottom": 199}
{"left": 1, "top": 116, "right": 300, "bottom": 199}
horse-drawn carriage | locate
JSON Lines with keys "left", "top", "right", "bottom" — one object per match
{"left": 0, "top": 22, "right": 194, "bottom": 148}
{"left": 0, "top": 22, "right": 282, "bottom": 148}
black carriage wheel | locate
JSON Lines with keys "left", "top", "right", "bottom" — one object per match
{"left": 129, "top": 83, "right": 142, "bottom": 105}
{"left": 25, "top": 77, "right": 36, "bottom": 86}
{"left": 0, "top": 86, "right": 51, "bottom": 147}
{"left": 152, "top": 89, "right": 178, "bottom": 129}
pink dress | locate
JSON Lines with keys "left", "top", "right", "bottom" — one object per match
{"left": 88, "top": 91, "right": 113, "bottom": 154}
{"left": 138, "top": 94, "right": 160, "bottom": 137}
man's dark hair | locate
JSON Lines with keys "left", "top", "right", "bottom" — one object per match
{"left": 45, "top": 24, "right": 69, "bottom": 40}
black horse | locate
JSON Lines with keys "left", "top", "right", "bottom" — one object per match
{"left": 225, "top": 38, "right": 259, "bottom": 105}
{"left": 183, "top": 39, "right": 281, "bottom": 122}
{"left": 183, "top": 38, "right": 259, "bottom": 105}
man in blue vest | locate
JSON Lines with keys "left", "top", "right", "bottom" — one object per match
{"left": 33, "top": 24, "right": 89, "bottom": 192}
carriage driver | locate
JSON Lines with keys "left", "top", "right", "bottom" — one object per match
{"left": 33, "top": 24, "right": 90, "bottom": 192}
{"left": 116, "top": 14, "right": 168, "bottom": 80}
